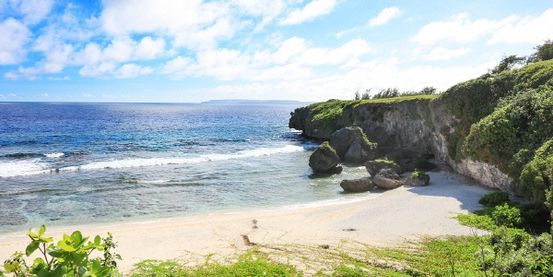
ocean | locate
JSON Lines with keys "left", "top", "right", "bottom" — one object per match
{"left": 0, "top": 102, "right": 370, "bottom": 232}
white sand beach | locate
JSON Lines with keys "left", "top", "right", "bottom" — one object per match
{"left": 0, "top": 171, "right": 491, "bottom": 272}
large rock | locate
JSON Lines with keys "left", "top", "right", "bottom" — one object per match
{"left": 373, "top": 168, "right": 404, "bottom": 190}
{"left": 309, "top": 142, "right": 341, "bottom": 173}
{"left": 330, "top": 127, "right": 377, "bottom": 164}
{"left": 340, "top": 178, "right": 374, "bottom": 193}
{"left": 405, "top": 171, "right": 430, "bottom": 186}
{"left": 365, "top": 159, "right": 402, "bottom": 176}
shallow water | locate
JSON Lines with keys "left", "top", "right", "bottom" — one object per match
{"left": 0, "top": 102, "right": 371, "bottom": 232}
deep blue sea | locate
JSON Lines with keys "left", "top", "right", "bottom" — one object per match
{"left": 0, "top": 102, "right": 369, "bottom": 232}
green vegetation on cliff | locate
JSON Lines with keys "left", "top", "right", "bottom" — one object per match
{"left": 291, "top": 46, "right": 553, "bottom": 213}
{"left": 305, "top": 94, "right": 437, "bottom": 133}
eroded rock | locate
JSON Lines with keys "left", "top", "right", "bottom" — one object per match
{"left": 373, "top": 168, "right": 404, "bottom": 190}
{"left": 309, "top": 142, "right": 341, "bottom": 174}
{"left": 340, "top": 178, "right": 374, "bottom": 192}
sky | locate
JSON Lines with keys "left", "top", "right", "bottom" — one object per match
{"left": 0, "top": 0, "right": 552, "bottom": 102}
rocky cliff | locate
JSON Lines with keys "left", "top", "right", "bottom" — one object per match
{"left": 290, "top": 60, "right": 553, "bottom": 196}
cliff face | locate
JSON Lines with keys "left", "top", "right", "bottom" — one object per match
{"left": 289, "top": 60, "right": 553, "bottom": 193}
{"left": 289, "top": 97, "right": 512, "bottom": 191}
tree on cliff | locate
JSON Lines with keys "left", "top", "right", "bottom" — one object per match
{"left": 529, "top": 40, "right": 553, "bottom": 62}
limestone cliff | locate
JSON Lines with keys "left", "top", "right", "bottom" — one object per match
{"left": 289, "top": 60, "right": 553, "bottom": 195}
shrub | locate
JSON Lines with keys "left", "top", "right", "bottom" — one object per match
{"left": 491, "top": 204, "right": 522, "bottom": 228}
{"left": 2, "top": 225, "right": 120, "bottom": 276}
{"left": 456, "top": 213, "right": 497, "bottom": 230}
{"left": 484, "top": 227, "right": 553, "bottom": 275}
{"left": 519, "top": 139, "right": 553, "bottom": 203}
{"left": 463, "top": 87, "right": 553, "bottom": 178}
{"left": 479, "top": 192, "right": 509, "bottom": 207}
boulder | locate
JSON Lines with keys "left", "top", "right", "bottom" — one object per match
{"left": 309, "top": 142, "right": 341, "bottom": 174}
{"left": 340, "top": 178, "right": 374, "bottom": 193}
{"left": 405, "top": 178, "right": 429, "bottom": 186}
{"left": 330, "top": 127, "right": 377, "bottom": 163}
{"left": 373, "top": 168, "right": 404, "bottom": 190}
{"left": 405, "top": 171, "right": 430, "bottom": 186}
{"left": 365, "top": 159, "right": 402, "bottom": 176}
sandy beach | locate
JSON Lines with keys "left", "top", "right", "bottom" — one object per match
{"left": 0, "top": 171, "right": 491, "bottom": 272}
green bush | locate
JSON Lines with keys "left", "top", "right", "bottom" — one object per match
{"left": 456, "top": 213, "right": 497, "bottom": 230}
{"left": 519, "top": 139, "right": 553, "bottom": 203}
{"left": 2, "top": 225, "right": 120, "bottom": 276}
{"left": 483, "top": 227, "right": 553, "bottom": 275}
{"left": 478, "top": 192, "right": 509, "bottom": 207}
{"left": 463, "top": 86, "right": 553, "bottom": 177}
{"left": 491, "top": 204, "right": 522, "bottom": 228}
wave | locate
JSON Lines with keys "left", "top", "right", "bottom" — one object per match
{"left": 0, "top": 159, "right": 49, "bottom": 177}
{"left": 45, "top": 152, "right": 64, "bottom": 158}
{"left": 60, "top": 145, "right": 304, "bottom": 172}
{"left": 0, "top": 145, "right": 305, "bottom": 178}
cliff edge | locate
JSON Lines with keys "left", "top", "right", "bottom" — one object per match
{"left": 290, "top": 60, "right": 553, "bottom": 202}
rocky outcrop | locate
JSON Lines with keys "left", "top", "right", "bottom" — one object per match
{"left": 373, "top": 168, "right": 404, "bottom": 190}
{"left": 308, "top": 142, "right": 341, "bottom": 174}
{"left": 405, "top": 171, "right": 430, "bottom": 186}
{"left": 330, "top": 127, "right": 377, "bottom": 163}
{"left": 365, "top": 159, "right": 402, "bottom": 176}
{"left": 289, "top": 98, "right": 512, "bottom": 192}
{"left": 340, "top": 178, "right": 374, "bottom": 192}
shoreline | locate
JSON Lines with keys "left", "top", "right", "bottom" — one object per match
{"left": 0, "top": 171, "right": 492, "bottom": 272}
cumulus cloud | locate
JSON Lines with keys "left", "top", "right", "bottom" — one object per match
{"left": 162, "top": 37, "right": 371, "bottom": 81}
{"left": 114, "top": 64, "right": 153, "bottom": 79}
{"left": 210, "top": 58, "right": 494, "bottom": 101}
{"left": 5, "top": 0, "right": 54, "bottom": 25}
{"left": 280, "top": 0, "right": 336, "bottom": 25}
{"left": 422, "top": 47, "right": 470, "bottom": 61}
{"left": 0, "top": 18, "right": 30, "bottom": 64}
{"left": 413, "top": 9, "right": 553, "bottom": 46}
{"left": 368, "top": 6, "right": 401, "bottom": 27}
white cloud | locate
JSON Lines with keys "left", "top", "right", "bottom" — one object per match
{"left": 6, "top": 0, "right": 54, "bottom": 25}
{"left": 231, "top": 0, "right": 286, "bottom": 31}
{"left": 280, "top": 0, "right": 336, "bottom": 25}
{"left": 162, "top": 37, "right": 371, "bottom": 81}
{"left": 114, "top": 64, "right": 153, "bottom": 79}
{"left": 79, "top": 62, "right": 117, "bottom": 78}
{"left": 422, "top": 47, "right": 470, "bottom": 61}
{"left": 210, "top": 58, "right": 494, "bottom": 101}
{"left": 489, "top": 9, "right": 553, "bottom": 44}
{"left": 414, "top": 9, "right": 553, "bottom": 46}
{"left": 135, "top": 37, "right": 166, "bottom": 60}
{"left": 0, "top": 18, "right": 30, "bottom": 64}
{"left": 368, "top": 6, "right": 401, "bottom": 27}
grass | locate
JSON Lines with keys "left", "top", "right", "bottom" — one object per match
{"left": 305, "top": 95, "right": 438, "bottom": 134}
{"left": 129, "top": 237, "right": 489, "bottom": 276}
{"left": 131, "top": 252, "right": 299, "bottom": 276}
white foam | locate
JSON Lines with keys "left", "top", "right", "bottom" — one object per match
{"left": 0, "top": 159, "right": 49, "bottom": 177}
{"left": 141, "top": 179, "right": 171, "bottom": 184}
{"left": 45, "top": 152, "right": 64, "bottom": 158}
{"left": 60, "top": 145, "right": 304, "bottom": 172}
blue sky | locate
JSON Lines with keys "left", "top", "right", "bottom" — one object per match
{"left": 0, "top": 0, "right": 552, "bottom": 102}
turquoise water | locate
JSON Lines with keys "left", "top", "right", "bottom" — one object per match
{"left": 0, "top": 102, "right": 370, "bottom": 232}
